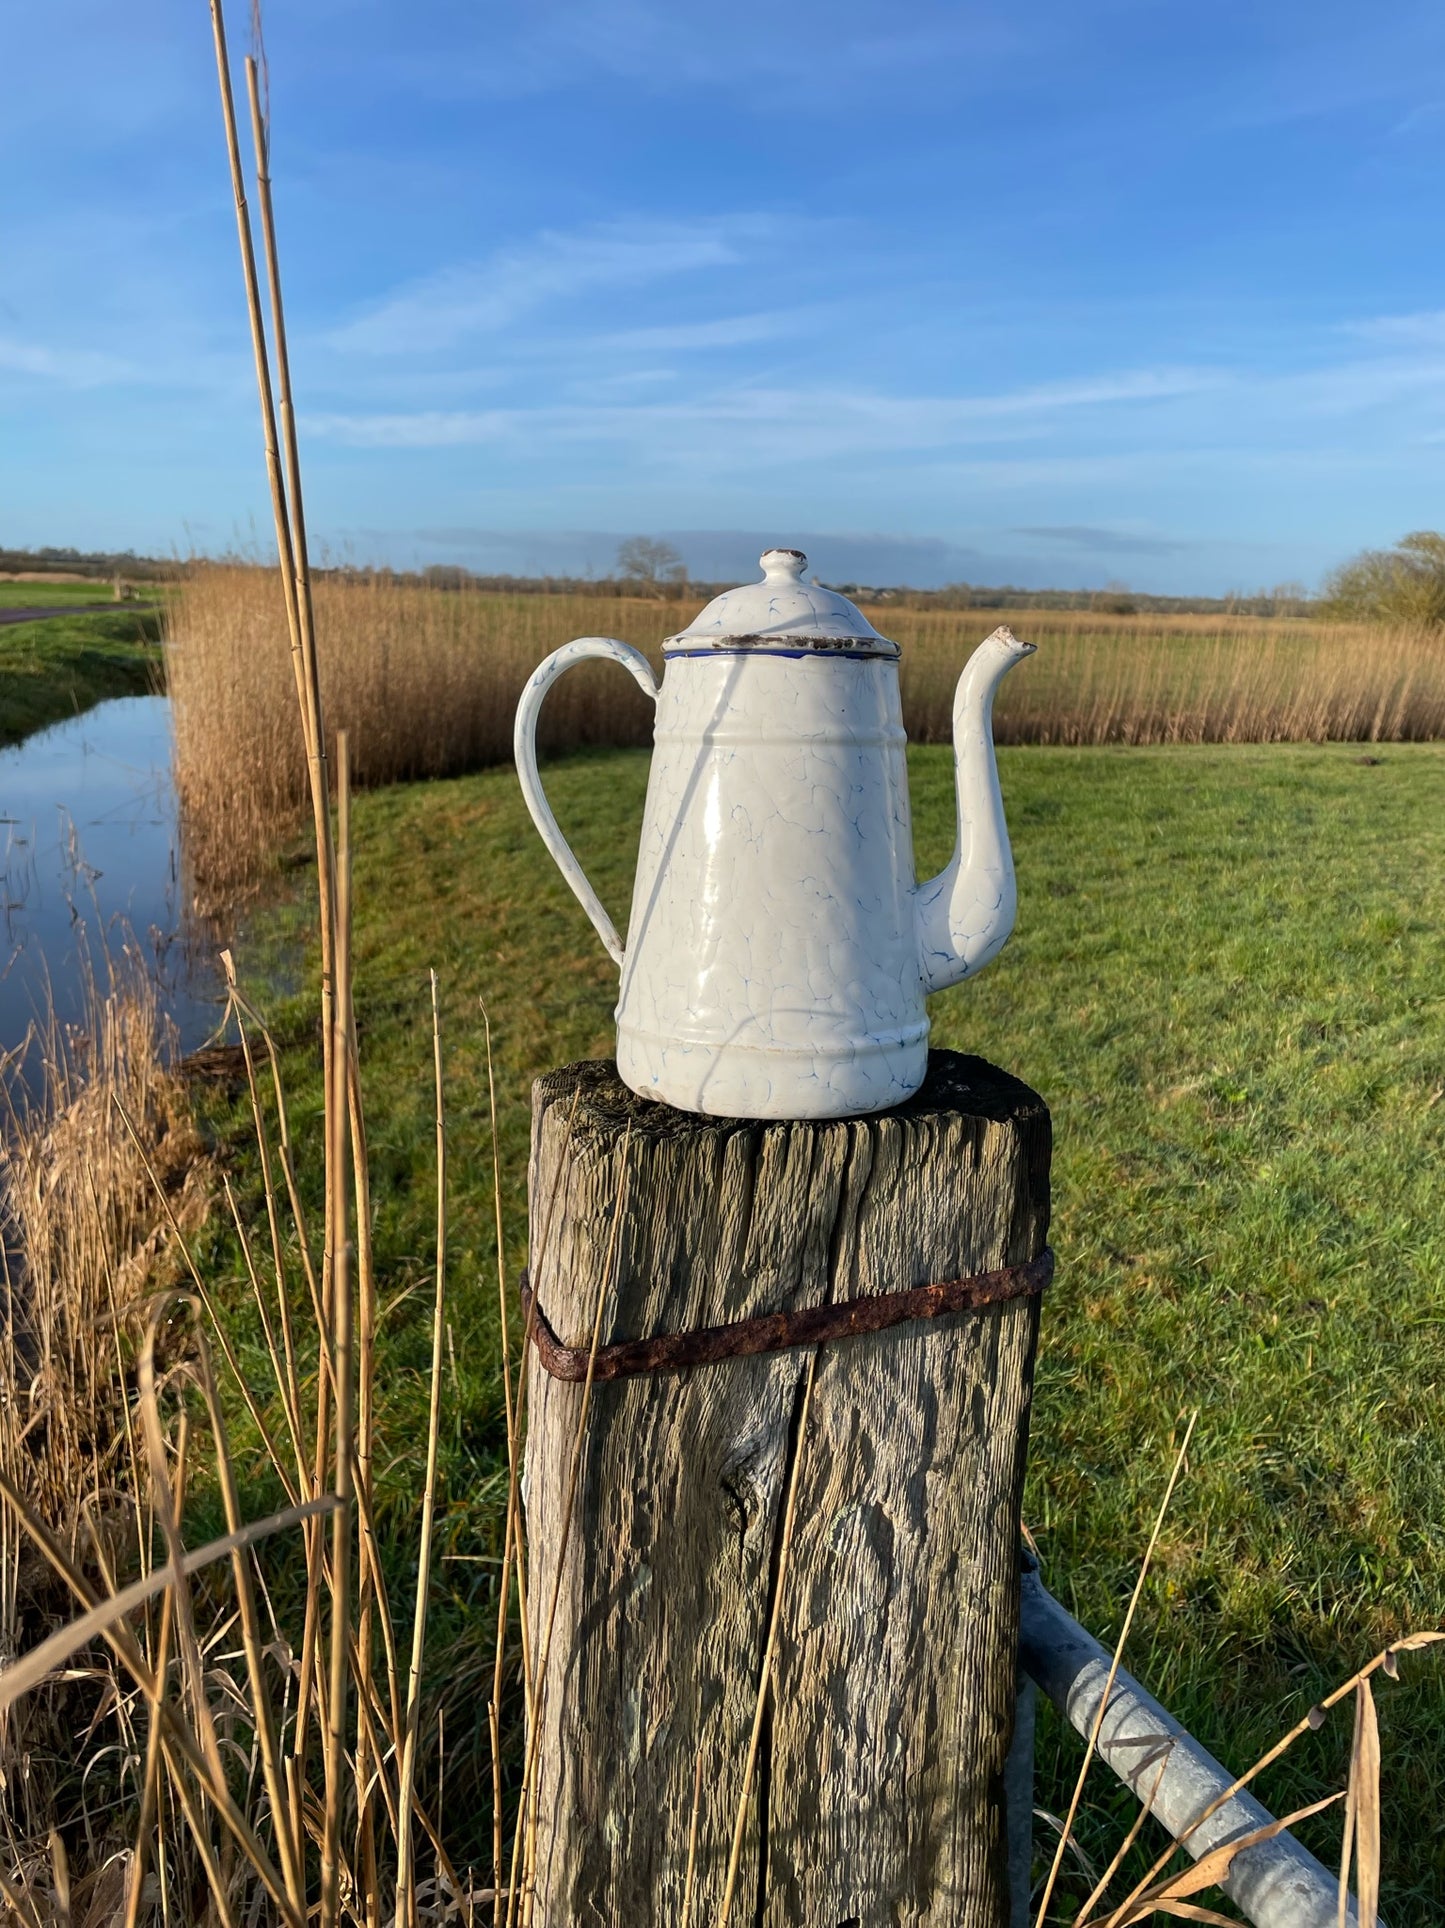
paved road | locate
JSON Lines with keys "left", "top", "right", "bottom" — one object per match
{"left": 0, "top": 602, "right": 156, "bottom": 626}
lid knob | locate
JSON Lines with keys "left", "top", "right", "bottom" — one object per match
{"left": 760, "top": 547, "right": 808, "bottom": 583}
{"left": 661, "top": 547, "right": 896, "bottom": 656}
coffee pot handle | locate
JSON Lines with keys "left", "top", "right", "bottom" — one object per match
{"left": 513, "top": 637, "right": 659, "bottom": 966}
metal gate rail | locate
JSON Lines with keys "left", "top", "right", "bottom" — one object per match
{"left": 1017, "top": 1559, "right": 1368, "bottom": 1928}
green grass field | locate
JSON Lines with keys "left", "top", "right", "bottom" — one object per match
{"left": 0, "top": 578, "right": 128, "bottom": 607}
{"left": 204, "top": 740, "right": 1445, "bottom": 1917}
{"left": 0, "top": 609, "right": 162, "bottom": 747}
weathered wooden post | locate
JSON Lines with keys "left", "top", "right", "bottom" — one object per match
{"left": 522, "top": 1048, "right": 1051, "bottom": 1925}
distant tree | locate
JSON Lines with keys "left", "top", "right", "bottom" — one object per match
{"left": 1325, "top": 531, "right": 1445, "bottom": 625}
{"left": 617, "top": 537, "right": 686, "bottom": 597}
{"left": 1093, "top": 578, "right": 1137, "bottom": 616}
{"left": 1268, "top": 581, "right": 1311, "bottom": 618}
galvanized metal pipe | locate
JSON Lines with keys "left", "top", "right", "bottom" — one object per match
{"left": 1018, "top": 1563, "right": 1365, "bottom": 1928}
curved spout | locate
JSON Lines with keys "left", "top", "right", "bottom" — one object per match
{"left": 915, "top": 625, "right": 1036, "bottom": 994}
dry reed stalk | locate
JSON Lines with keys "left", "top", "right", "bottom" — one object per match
{"left": 207, "top": 16, "right": 338, "bottom": 1097}
{"left": 487, "top": 1699, "right": 503, "bottom": 1928}
{"left": 321, "top": 732, "right": 355, "bottom": 1928}
{"left": 236, "top": 45, "right": 337, "bottom": 1029}
{"left": 231, "top": 15, "right": 376, "bottom": 1907}
{"left": 122, "top": 1416, "right": 186, "bottom": 1928}
{"left": 0, "top": 1349, "right": 315, "bottom": 1925}
{"left": 1100, "top": 1791, "right": 1344, "bottom": 1926}
{"left": 221, "top": 967, "right": 325, "bottom": 1362}
{"left": 191, "top": 1330, "right": 305, "bottom": 1911}
{"left": 483, "top": 1008, "right": 527, "bottom": 1705}
{"left": 135, "top": 1318, "right": 234, "bottom": 1892}
{"left": 393, "top": 972, "right": 450, "bottom": 1928}
{"left": 222, "top": 1172, "right": 309, "bottom": 1488}
{"left": 716, "top": 1351, "right": 819, "bottom": 1928}
{"left": 1082, "top": 1631, "right": 1444, "bottom": 1926}
{"left": 342, "top": 853, "right": 384, "bottom": 1911}
{"left": 221, "top": 971, "right": 337, "bottom": 1855}
{"left": 1035, "top": 1411, "right": 1198, "bottom": 1928}
{"left": 50, "top": 948, "right": 546, "bottom": 1921}
{"left": 481, "top": 1008, "right": 535, "bottom": 1796}
{"left": 1340, "top": 1678, "right": 1381, "bottom": 1928}
{"left": 0, "top": 1485, "right": 332, "bottom": 1721}
{"left": 210, "top": 25, "right": 373, "bottom": 1910}
{"left": 2, "top": 17, "right": 472, "bottom": 1909}
{"left": 1074, "top": 1752, "right": 1173, "bottom": 1921}
{"left": 112, "top": 1095, "right": 296, "bottom": 1496}
{"left": 219, "top": 950, "right": 308, "bottom": 1487}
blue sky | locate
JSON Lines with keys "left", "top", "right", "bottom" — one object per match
{"left": 4, "top": 1, "right": 1445, "bottom": 592}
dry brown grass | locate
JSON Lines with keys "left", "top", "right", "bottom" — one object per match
{"left": 0, "top": 943, "right": 215, "bottom": 1901}
{"left": 166, "top": 566, "right": 1445, "bottom": 894}
{"left": 0, "top": 944, "right": 205, "bottom": 1530}
{"left": 0, "top": 932, "right": 478, "bottom": 1925}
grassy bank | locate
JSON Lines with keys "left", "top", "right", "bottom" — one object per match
{"left": 0, "top": 579, "right": 136, "bottom": 607}
{"left": 200, "top": 738, "right": 1445, "bottom": 1918}
{"left": 166, "top": 565, "right": 1445, "bottom": 896}
{"left": 0, "top": 607, "right": 162, "bottom": 747}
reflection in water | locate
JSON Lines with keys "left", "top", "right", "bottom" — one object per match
{"left": 0, "top": 696, "right": 223, "bottom": 1078}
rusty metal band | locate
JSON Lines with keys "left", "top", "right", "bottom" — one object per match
{"left": 520, "top": 1245, "right": 1053, "bottom": 1384}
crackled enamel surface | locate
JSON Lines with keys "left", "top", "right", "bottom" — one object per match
{"left": 616, "top": 650, "right": 922, "bottom": 1117}
{"left": 513, "top": 553, "right": 1034, "bottom": 1120}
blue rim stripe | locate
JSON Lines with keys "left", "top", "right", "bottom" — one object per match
{"left": 663, "top": 645, "right": 899, "bottom": 662}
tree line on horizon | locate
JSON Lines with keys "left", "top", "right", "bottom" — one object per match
{"left": 7, "top": 532, "right": 1445, "bottom": 624}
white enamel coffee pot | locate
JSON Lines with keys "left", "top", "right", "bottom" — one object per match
{"left": 514, "top": 549, "right": 1035, "bottom": 1120}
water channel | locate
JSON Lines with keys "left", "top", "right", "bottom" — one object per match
{"left": 0, "top": 695, "right": 225, "bottom": 1084}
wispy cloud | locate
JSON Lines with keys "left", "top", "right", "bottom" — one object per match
{"left": 1388, "top": 100, "right": 1445, "bottom": 138}
{"left": 0, "top": 335, "right": 141, "bottom": 388}
{"left": 950, "top": 368, "right": 1215, "bottom": 416}
{"left": 1344, "top": 309, "right": 1445, "bottom": 346}
{"left": 327, "top": 216, "right": 783, "bottom": 356}
{"left": 302, "top": 365, "right": 1214, "bottom": 453}
{"left": 1014, "top": 524, "right": 1197, "bottom": 556}
{"left": 575, "top": 367, "right": 679, "bottom": 393}
{"left": 1260, "top": 348, "right": 1445, "bottom": 417}
{"left": 590, "top": 309, "right": 820, "bottom": 353}
{"left": 384, "top": 1, "right": 1035, "bottom": 108}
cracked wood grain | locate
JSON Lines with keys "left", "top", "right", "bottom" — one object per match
{"left": 522, "top": 1051, "right": 1050, "bottom": 1927}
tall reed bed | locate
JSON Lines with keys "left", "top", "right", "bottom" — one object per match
{"left": 898, "top": 603, "right": 1445, "bottom": 747}
{"left": 166, "top": 566, "right": 1445, "bottom": 894}
{"left": 166, "top": 572, "right": 666, "bottom": 897}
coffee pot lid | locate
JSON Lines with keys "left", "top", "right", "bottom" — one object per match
{"left": 664, "top": 549, "right": 899, "bottom": 658}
